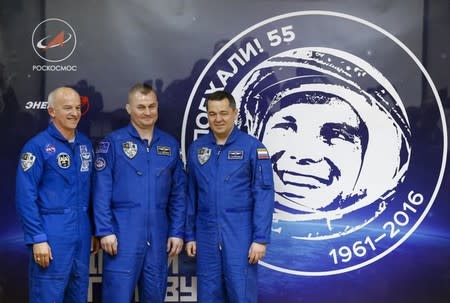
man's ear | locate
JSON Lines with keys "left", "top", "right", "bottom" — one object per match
{"left": 125, "top": 103, "right": 131, "bottom": 115}
{"left": 48, "top": 107, "right": 55, "bottom": 118}
{"left": 233, "top": 108, "right": 238, "bottom": 119}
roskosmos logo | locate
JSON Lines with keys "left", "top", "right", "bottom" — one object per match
{"left": 32, "top": 18, "right": 77, "bottom": 71}
{"left": 182, "top": 11, "right": 447, "bottom": 276}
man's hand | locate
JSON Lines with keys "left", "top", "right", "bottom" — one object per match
{"left": 185, "top": 241, "right": 197, "bottom": 257}
{"left": 101, "top": 234, "right": 118, "bottom": 256}
{"left": 33, "top": 242, "right": 53, "bottom": 268}
{"left": 248, "top": 242, "right": 266, "bottom": 264}
{"left": 91, "top": 236, "right": 100, "bottom": 255}
{"left": 167, "top": 237, "right": 184, "bottom": 257}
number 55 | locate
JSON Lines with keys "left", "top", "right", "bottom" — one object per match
{"left": 267, "top": 25, "right": 295, "bottom": 47}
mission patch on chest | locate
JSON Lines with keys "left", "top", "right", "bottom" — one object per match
{"left": 197, "top": 147, "right": 211, "bottom": 165}
{"left": 122, "top": 141, "right": 138, "bottom": 159}
{"left": 57, "top": 152, "right": 71, "bottom": 169}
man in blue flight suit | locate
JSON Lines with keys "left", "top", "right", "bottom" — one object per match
{"left": 185, "top": 90, "right": 274, "bottom": 303}
{"left": 93, "top": 83, "right": 186, "bottom": 303}
{"left": 16, "top": 87, "right": 97, "bottom": 303}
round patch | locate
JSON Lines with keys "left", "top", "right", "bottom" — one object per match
{"left": 57, "top": 152, "right": 71, "bottom": 169}
{"left": 95, "top": 157, "right": 106, "bottom": 171}
{"left": 44, "top": 144, "right": 56, "bottom": 154}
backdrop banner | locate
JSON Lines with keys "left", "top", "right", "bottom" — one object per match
{"left": 0, "top": 0, "right": 449, "bottom": 302}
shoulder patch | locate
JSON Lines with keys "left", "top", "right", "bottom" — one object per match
{"left": 96, "top": 141, "right": 110, "bottom": 154}
{"left": 21, "top": 152, "right": 36, "bottom": 171}
{"left": 257, "top": 148, "right": 270, "bottom": 160}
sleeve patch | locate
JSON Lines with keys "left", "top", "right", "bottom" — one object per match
{"left": 257, "top": 148, "right": 270, "bottom": 160}
{"left": 21, "top": 152, "right": 36, "bottom": 171}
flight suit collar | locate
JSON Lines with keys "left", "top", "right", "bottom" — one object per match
{"left": 126, "top": 123, "right": 141, "bottom": 139}
{"left": 47, "top": 122, "right": 79, "bottom": 144}
{"left": 206, "top": 126, "right": 239, "bottom": 146}
{"left": 126, "top": 123, "right": 161, "bottom": 145}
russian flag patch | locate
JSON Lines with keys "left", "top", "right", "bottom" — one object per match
{"left": 257, "top": 148, "right": 270, "bottom": 160}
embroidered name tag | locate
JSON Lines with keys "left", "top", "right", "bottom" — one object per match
{"left": 228, "top": 150, "right": 244, "bottom": 160}
{"left": 157, "top": 146, "right": 172, "bottom": 156}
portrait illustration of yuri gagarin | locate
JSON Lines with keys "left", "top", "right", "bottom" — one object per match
{"left": 233, "top": 47, "right": 412, "bottom": 238}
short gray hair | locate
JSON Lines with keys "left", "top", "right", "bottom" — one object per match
{"left": 47, "top": 89, "right": 57, "bottom": 108}
{"left": 47, "top": 86, "right": 79, "bottom": 108}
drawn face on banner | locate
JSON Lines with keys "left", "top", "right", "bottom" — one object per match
{"left": 262, "top": 97, "right": 365, "bottom": 212}
{"left": 233, "top": 48, "right": 411, "bottom": 233}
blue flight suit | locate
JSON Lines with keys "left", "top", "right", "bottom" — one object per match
{"left": 93, "top": 123, "right": 186, "bottom": 303}
{"left": 16, "top": 122, "right": 94, "bottom": 303}
{"left": 186, "top": 127, "right": 274, "bottom": 303}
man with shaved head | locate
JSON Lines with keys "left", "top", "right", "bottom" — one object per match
{"left": 16, "top": 86, "right": 97, "bottom": 302}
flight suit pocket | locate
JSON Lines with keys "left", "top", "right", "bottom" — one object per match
{"left": 111, "top": 201, "right": 140, "bottom": 235}
{"left": 111, "top": 201, "right": 140, "bottom": 209}
{"left": 103, "top": 252, "right": 135, "bottom": 275}
{"left": 156, "top": 166, "right": 173, "bottom": 198}
{"left": 258, "top": 164, "right": 273, "bottom": 189}
{"left": 224, "top": 162, "right": 249, "bottom": 182}
{"left": 46, "top": 161, "right": 74, "bottom": 185}
{"left": 225, "top": 206, "right": 252, "bottom": 213}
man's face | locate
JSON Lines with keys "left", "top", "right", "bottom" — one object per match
{"left": 48, "top": 89, "right": 81, "bottom": 133}
{"left": 262, "top": 99, "right": 363, "bottom": 210}
{"left": 126, "top": 90, "right": 158, "bottom": 130}
{"left": 207, "top": 98, "right": 237, "bottom": 139}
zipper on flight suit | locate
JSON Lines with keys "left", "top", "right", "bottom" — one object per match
{"left": 145, "top": 139, "right": 151, "bottom": 247}
{"left": 69, "top": 140, "right": 81, "bottom": 247}
{"left": 216, "top": 144, "right": 223, "bottom": 251}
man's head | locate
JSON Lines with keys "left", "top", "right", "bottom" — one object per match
{"left": 262, "top": 93, "right": 367, "bottom": 211}
{"left": 233, "top": 47, "right": 411, "bottom": 222}
{"left": 126, "top": 83, "right": 158, "bottom": 131}
{"left": 47, "top": 87, "right": 81, "bottom": 136}
{"left": 207, "top": 91, "right": 237, "bottom": 141}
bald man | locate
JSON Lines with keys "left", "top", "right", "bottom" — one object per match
{"left": 16, "top": 87, "right": 97, "bottom": 302}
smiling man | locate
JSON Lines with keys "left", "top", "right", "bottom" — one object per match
{"left": 16, "top": 86, "right": 97, "bottom": 303}
{"left": 185, "top": 90, "right": 274, "bottom": 303}
{"left": 93, "top": 83, "right": 186, "bottom": 303}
